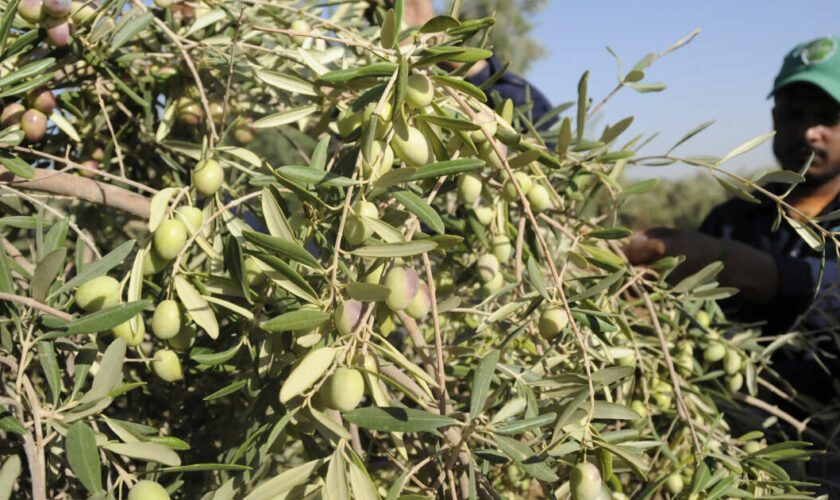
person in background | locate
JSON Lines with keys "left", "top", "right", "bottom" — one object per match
{"left": 625, "top": 36, "right": 840, "bottom": 491}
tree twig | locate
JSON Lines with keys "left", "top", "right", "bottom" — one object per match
{"left": 0, "top": 292, "right": 74, "bottom": 321}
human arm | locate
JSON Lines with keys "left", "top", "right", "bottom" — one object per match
{"left": 624, "top": 228, "right": 779, "bottom": 303}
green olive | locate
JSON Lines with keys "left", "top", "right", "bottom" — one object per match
{"left": 18, "top": 0, "right": 44, "bottom": 24}
{"left": 233, "top": 123, "right": 256, "bottom": 144}
{"left": 152, "top": 300, "right": 181, "bottom": 340}
{"left": 457, "top": 172, "right": 482, "bottom": 204}
{"left": 473, "top": 206, "right": 494, "bottom": 226}
{"left": 319, "top": 367, "right": 365, "bottom": 411}
{"left": 503, "top": 171, "right": 533, "bottom": 201}
{"left": 70, "top": 1, "right": 96, "bottom": 25}
{"left": 244, "top": 256, "right": 266, "bottom": 287}
{"left": 723, "top": 348, "right": 741, "bottom": 375}
{"left": 629, "top": 400, "right": 647, "bottom": 421}
{"left": 743, "top": 440, "right": 763, "bottom": 454}
{"left": 128, "top": 480, "right": 170, "bottom": 500}
{"left": 334, "top": 299, "right": 362, "bottom": 336}
{"left": 538, "top": 307, "right": 568, "bottom": 340}
{"left": 344, "top": 201, "right": 378, "bottom": 246}
{"left": 470, "top": 112, "right": 498, "bottom": 143}
{"left": 570, "top": 462, "right": 603, "bottom": 500}
{"left": 480, "top": 272, "right": 504, "bottom": 297}
{"left": 154, "top": 219, "right": 188, "bottom": 260}
{"left": 142, "top": 248, "right": 169, "bottom": 276}
{"left": 336, "top": 107, "right": 362, "bottom": 138}
{"left": 703, "top": 343, "right": 726, "bottom": 363}
{"left": 405, "top": 281, "right": 431, "bottom": 320}
{"left": 168, "top": 324, "right": 196, "bottom": 351}
{"left": 362, "top": 140, "right": 394, "bottom": 180}
{"left": 390, "top": 125, "right": 432, "bottom": 167}
{"left": 405, "top": 73, "right": 434, "bottom": 108}
{"left": 384, "top": 266, "right": 419, "bottom": 311}
{"left": 75, "top": 276, "right": 120, "bottom": 312}
{"left": 43, "top": 0, "right": 71, "bottom": 17}
{"left": 476, "top": 253, "right": 500, "bottom": 283}
{"left": 290, "top": 19, "right": 311, "bottom": 44}
{"left": 1, "top": 102, "right": 25, "bottom": 128}
{"left": 152, "top": 349, "right": 184, "bottom": 382}
{"left": 175, "top": 206, "right": 203, "bottom": 233}
{"left": 526, "top": 184, "right": 552, "bottom": 212}
{"left": 727, "top": 372, "right": 744, "bottom": 393}
{"left": 696, "top": 310, "right": 711, "bottom": 328}
{"left": 491, "top": 235, "right": 513, "bottom": 263}
{"left": 665, "top": 473, "right": 684, "bottom": 495}
{"left": 363, "top": 101, "right": 392, "bottom": 138}
{"left": 193, "top": 159, "right": 224, "bottom": 196}
{"left": 478, "top": 140, "right": 505, "bottom": 169}
{"left": 112, "top": 317, "right": 145, "bottom": 347}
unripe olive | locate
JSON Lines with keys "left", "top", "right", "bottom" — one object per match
{"left": 70, "top": 1, "right": 96, "bottom": 25}
{"left": 473, "top": 206, "right": 494, "bottom": 226}
{"left": 480, "top": 272, "right": 504, "bottom": 297}
{"left": 43, "top": 0, "right": 71, "bottom": 17}
{"left": 18, "top": 0, "right": 44, "bottom": 23}
{"left": 27, "top": 87, "right": 56, "bottom": 114}
{"left": 112, "top": 317, "right": 145, "bottom": 347}
{"left": 363, "top": 101, "right": 392, "bottom": 138}
{"left": 390, "top": 126, "right": 432, "bottom": 167}
{"left": 20, "top": 109, "right": 47, "bottom": 142}
{"left": 142, "top": 248, "right": 168, "bottom": 275}
{"left": 152, "top": 300, "right": 181, "bottom": 340}
{"left": 476, "top": 253, "right": 500, "bottom": 283}
{"left": 193, "top": 159, "right": 223, "bottom": 196}
{"left": 727, "top": 372, "right": 744, "bottom": 393}
{"left": 384, "top": 266, "right": 419, "bottom": 311}
{"left": 723, "top": 348, "right": 741, "bottom": 375}
{"left": 478, "top": 141, "right": 505, "bottom": 169}
{"left": 703, "top": 343, "right": 726, "bottom": 363}
{"left": 168, "top": 324, "right": 196, "bottom": 351}
{"left": 570, "top": 462, "right": 603, "bottom": 500}
{"left": 665, "top": 473, "right": 684, "bottom": 495}
{"left": 405, "top": 281, "right": 431, "bottom": 320}
{"left": 43, "top": 16, "right": 71, "bottom": 47}
{"left": 78, "top": 159, "right": 101, "bottom": 178}
{"left": 675, "top": 352, "right": 694, "bottom": 377}
{"left": 290, "top": 19, "right": 311, "bottom": 44}
{"left": 470, "top": 112, "right": 498, "bottom": 143}
{"left": 319, "top": 367, "right": 364, "bottom": 411}
{"left": 75, "top": 276, "right": 120, "bottom": 312}
{"left": 0, "top": 102, "right": 25, "bottom": 128}
{"left": 405, "top": 73, "right": 434, "bottom": 108}
{"left": 652, "top": 380, "right": 672, "bottom": 410}
{"left": 696, "top": 310, "right": 711, "bottom": 328}
{"left": 336, "top": 107, "right": 362, "bottom": 138}
{"left": 154, "top": 0, "right": 174, "bottom": 7}
{"left": 175, "top": 206, "right": 203, "bottom": 233}
{"left": 176, "top": 98, "right": 202, "bottom": 126}
{"left": 334, "top": 299, "right": 362, "bottom": 336}
{"left": 376, "top": 307, "right": 396, "bottom": 336}
{"left": 629, "top": 400, "right": 647, "bottom": 420}
{"left": 233, "top": 123, "right": 256, "bottom": 144}
{"left": 526, "top": 184, "right": 552, "bottom": 212}
{"left": 344, "top": 201, "right": 378, "bottom": 246}
{"left": 362, "top": 140, "right": 394, "bottom": 180}
{"left": 244, "top": 256, "right": 266, "bottom": 287}
{"left": 208, "top": 101, "right": 224, "bottom": 126}
{"left": 154, "top": 219, "right": 188, "bottom": 260}
{"left": 129, "top": 480, "right": 170, "bottom": 500}
{"left": 538, "top": 307, "right": 568, "bottom": 340}
{"left": 491, "top": 235, "right": 513, "bottom": 263}
{"left": 457, "top": 172, "right": 482, "bottom": 204}
{"left": 743, "top": 440, "right": 763, "bottom": 454}
{"left": 152, "top": 349, "right": 184, "bottom": 382}
{"left": 503, "top": 171, "right": 533, "bottom": 201}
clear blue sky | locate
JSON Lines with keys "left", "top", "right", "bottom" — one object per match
{"left": 523, "top": 0, "right": 840, "bottom": 178}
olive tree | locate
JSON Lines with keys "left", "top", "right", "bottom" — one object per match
{"left": 0, "top": 0, "right": 824, "bottom": 499}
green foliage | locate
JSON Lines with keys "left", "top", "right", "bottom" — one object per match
{"left": 0, "top": 0, "right": 828, "bottom": 498}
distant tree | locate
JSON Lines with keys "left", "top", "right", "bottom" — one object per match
{"left": 459, "top": 0, "right": 548, "bottom": 74}
{"left": 619, "top": 173, "right": 728, "bottom": 230}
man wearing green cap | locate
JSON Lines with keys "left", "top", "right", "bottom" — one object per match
{"left": 625, "top": 36, "right": 840, "bottom": 490}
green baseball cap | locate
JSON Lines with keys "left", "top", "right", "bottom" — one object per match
{"left": 771, "top": 35, "right": 840, "bottom": 103}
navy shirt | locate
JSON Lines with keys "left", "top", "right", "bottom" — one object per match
{"left": 699, "top": 184, "right": 840, "bottom": 401}
{"left": 466, "top": 56, "right": 558, "bottom": 131}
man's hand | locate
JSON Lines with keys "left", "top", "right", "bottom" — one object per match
{"left": 624, "top": 228, "right": 779, "bottom": 304}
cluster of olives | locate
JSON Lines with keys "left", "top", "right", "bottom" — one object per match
{"left": 17, "top": 0, "right": 94, "bottom": 47}
{"left": 174, "top": 92, "right": 256, "bottom": 145}
{"left": 0, "top": 87, "right": 56, "bottom": 142}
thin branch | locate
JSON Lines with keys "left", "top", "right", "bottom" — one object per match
{"left": 0, "top": 292, "right": 74, "bottom": 321}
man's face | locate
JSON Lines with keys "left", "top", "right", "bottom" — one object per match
{"left": 773, "top": 83, "right": 840, "bottom": 183}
